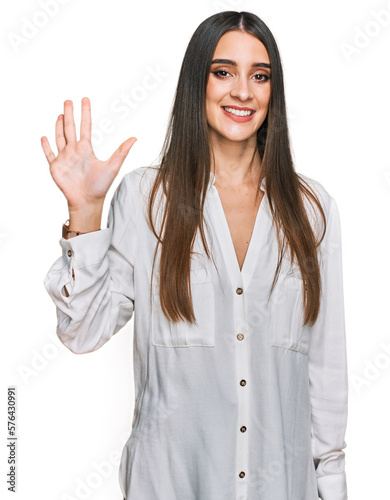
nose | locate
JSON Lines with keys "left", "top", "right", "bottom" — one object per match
{"left": 229, "top": 75, "right": 254, "bottom": 102}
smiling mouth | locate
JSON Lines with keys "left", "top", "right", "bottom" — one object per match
{"left": 222, "top": 106, "right": 255, "bottom": 117}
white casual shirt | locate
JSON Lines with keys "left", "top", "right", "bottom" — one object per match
{"left": 44, "top": 165, "right": 348, "bottom": 500}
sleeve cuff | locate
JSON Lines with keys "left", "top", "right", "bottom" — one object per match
{"left": 317, "top": 472, "right": 348, "bottom": 500}
{"left": 59, "top": 227, "right": 112, "bottom": 269}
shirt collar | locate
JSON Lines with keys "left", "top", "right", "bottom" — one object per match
{"left": 209, "top": 172, "right": 266, "bottom": 192}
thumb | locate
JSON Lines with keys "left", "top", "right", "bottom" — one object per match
{"left": 108, "top": 137, "right": 137, "bottom": 173}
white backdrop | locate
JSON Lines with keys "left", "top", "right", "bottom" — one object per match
{"left": 1, "top": 0, "right": 389, "bottom": 498}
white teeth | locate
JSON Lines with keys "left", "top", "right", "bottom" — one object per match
{"left": 223, "top": 106, "right": 253, "bottom": 117}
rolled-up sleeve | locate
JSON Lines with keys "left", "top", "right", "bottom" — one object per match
{"left": 43, "top": 174, "right": 137, "bottom": 354}
{"left": 308, "top": 197, "right": 349, "bottom": 500}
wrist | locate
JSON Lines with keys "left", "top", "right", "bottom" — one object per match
{"left": 68, "top": 201, "right": 104, "bottom": 217}
{"left": 67, "top": 203, "right": 103, "bottom": 234}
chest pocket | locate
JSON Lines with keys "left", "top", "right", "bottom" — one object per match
{"left": 269, "top": 272, "right": 310, "bottom": 354}
{"left": 147, "top": 263, "right": 215, "bottom": 348}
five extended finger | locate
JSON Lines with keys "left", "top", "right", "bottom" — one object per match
{"left": 108, "top": 137, "right": 137, "bottom": 173}
{"left": 63, "top": 100, "right": 77, "bottom": 143}
{"left": 41, "top": 136, "right": 56, "bottom": 165}
{"left": 55, "top": 114, "right": 66, "bottom": 153}
{"left": 80, "top": 97, "right": 91, "bottom": 142}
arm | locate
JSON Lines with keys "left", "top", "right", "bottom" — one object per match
{"left": 43, "top": 174, "right": 137, "bottom": 354}
{"left": 308, "top": 197, "right": 349, "bottom": 500}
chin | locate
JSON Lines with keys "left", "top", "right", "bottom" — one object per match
{"left": 217, "top": 130, "right": 257, "bottom": 143}
{"left": 208, "top": 123, "right": 258, "bottom": 144}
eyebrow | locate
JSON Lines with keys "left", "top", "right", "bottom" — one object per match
{"left": 211, "top": 58, "right": 271, "bottom": 69}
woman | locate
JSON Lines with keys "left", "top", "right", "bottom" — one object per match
{"left": 42, "top": 11, "right": 348, "bottom": 500}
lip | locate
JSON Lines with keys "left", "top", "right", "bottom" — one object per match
{"left": 222, "top": 105, "right": 256, "bottom": 111}
{"left": 221, "top": 105, "right": 256, "bottom": 123}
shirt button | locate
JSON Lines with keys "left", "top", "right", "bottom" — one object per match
{"left": 240, "top": 425, "right": 247, "bottom": 433}
{"left": 67, "top": 250, "right": 73, "bottom": 257}
{"left": 236, "top": 287, "right": 243, "bottom": 295}
{"left": 237, "top": 333, "right": 244, "bottom": 341}
{"left": 240, "top": 379, "right": 246, "bottom": 386}
{"left": 239, "top": 471, "right": 246, "bottom": 478}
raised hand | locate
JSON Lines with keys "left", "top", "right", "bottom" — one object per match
{"left": 41, "top": 97, "right": 137, "bottom": 213}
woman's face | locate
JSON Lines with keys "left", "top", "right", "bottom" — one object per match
{"left": 205, "top": 30, "right": 271, "bottom": 146}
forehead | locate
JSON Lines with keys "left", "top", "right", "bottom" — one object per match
{"left": 212, "top": 31, "right": 270, "bottom": 64}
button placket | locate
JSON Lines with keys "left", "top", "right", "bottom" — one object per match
{"left": 64, "top": 245, "right": 76, "bottom": 291}
{"left": 234, "top": 281, "right": 249, "bottom": 500}
{"left": 205, "top": 186, "right": 257, "bottom": 499}
{"left": 60, "top": 245, "right": 75, "bottom": 298}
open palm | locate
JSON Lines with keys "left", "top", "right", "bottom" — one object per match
{"left": 41, "top": 97, "right": 137, "bottom": 211}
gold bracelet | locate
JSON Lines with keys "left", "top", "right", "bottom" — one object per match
{"left": 62, "top": 219, "right": 86, "bottom": 239}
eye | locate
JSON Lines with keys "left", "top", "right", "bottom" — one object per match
{"left": 211, "top": 69, "right": 271, "bottom": 82}
{"left": 212, "top": 69, "right": 231, "bottom": 78}
{"left": 253, "top": 73, "right": 270, "bottom": 82}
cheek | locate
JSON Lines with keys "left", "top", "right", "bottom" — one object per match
{"left": 205, "top": 79, "right": 223, "bottom": 103}
{"left": 205, "top": 84, "right": 221, "bottom": 121}
{"left": 253, "top": 91, "right": 271, "bottom": 115}
{"left": 260, "top": 86, "right": 272, "bottom": 107}
{"left": 205, "top": 87, "right": 212, "bottom": 105}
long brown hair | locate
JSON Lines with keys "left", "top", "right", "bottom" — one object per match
{"left": 146, "top": 11, "right": 326, "bottom": 328}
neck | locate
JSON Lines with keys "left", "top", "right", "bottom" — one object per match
{"left": 209, "top": 134, "right": 262, "bottom": 188}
